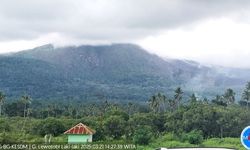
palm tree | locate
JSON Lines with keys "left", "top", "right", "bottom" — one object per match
{"left": 20, "top": 94, "right": 32, "bottom": 137}
{"left": 223, "top": 88, "right": 235, "bottom": 105}
{"left": 148, "top": 95, "right": 159, "bottom": 113}
{"left": 159, "top": 93, "right": 167, "bottom": 112}
{"left": 167, "top": 99, "right": 175, "bottom": 112}
{"left": 103, "top": 100, "right": 110, "bottom": 115}
{"left": 212, "top": 95, "right": 227, "bottom": 106}
{"left": 174, "top": 87, "right": 183, "bottom": 109}
{"left": 26, "top": 108, "right": 32, "bottom": 117}
{"left": 203, "top": 97, "right": 209, "bottom": 104}
{"left": 0, "top": 91, "right": 5, "bottom": 117}
{"left": 20, "top": 94, "right": 32, "bottom": 118}
{"left": 189, "top": 93, "right": 197, "bottom": 104}
{"left": 242, "top": 82, "right": 250, "bottom": 109}
{"left": 89, "top": 103, "right": 96, "bottom": 116}
{"left": 127, "top": 102, "right": 133, "bottom": 116}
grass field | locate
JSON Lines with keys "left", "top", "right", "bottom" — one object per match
{"left": 138, "top": 134, "right": 244, "bottom": 150}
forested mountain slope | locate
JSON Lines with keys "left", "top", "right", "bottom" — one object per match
{"left": 0, "top": 44, "right": 249, "bottom": 101}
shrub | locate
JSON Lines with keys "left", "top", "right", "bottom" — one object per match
{"left": 133, "top": 125, "right": 152, "bottom": 145}
{"left": 0, "top": 133, "right": 21, "bottom": 143}
{"left": 93, "top": 126, "right": 106, "bottom": 141}
{"left": 185, "top": 130, "right": 203, "bottom": 145}
{"left": 0, "top": 120, "right": 10, "bottom": 132}
{"left": 104, "top": 116, "right": 126, "bottom": 139}
{"left": 33, "top": 118, "right": 65, "bottom": 136}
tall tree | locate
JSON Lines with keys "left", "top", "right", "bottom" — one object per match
{"left": 158, "top": 93, "right": 167, "bottom": 112}
{"left": 174, "top": 87, "right": 183, "bottom": 109}
{"left": 203, "top": 97, "right": 209, "bottom": 104}
{"left": 20, "top": 94, "right": 32, "bottom": 118}
{"left": 148, "top": 93, "right": 168, "bottom": 113}
{"left": 211, "top": 95, "right": 227, "bottom": 107}
{"left": 20, "top": 94, "right": 32, "bottom": 137}
{"left": 223, "top": 88, "right": 235, "bottom": 105}
{"left": 167, "top": 99, "right": 175, "bottom": 112}
{"left": 242, "top": 82, "right": 250, "bottom": 108}
{"left": 148, "top": 95, "right": 159, "bottom": 113}
{"left": 102, "top": 100, "right": 110, "bottom": 115}
{"left": 189, "top": 93, "right": 197, "bottom": 104}
{"left": 0, "top": 91, "right": 5, "bottom": 117}
{"left": 127, "top": 102, "right": 133, "bottom": 116}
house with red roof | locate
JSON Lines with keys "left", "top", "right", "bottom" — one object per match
{"left": 64, "top": 123, "right": 96, "bottom": 143}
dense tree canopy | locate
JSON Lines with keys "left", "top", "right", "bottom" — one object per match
{"left": 0, "top": 82, "right": 249, "bottom": 146}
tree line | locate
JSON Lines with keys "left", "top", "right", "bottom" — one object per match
{"left": 0, "top": 82, "right": 250, "bottom": 145}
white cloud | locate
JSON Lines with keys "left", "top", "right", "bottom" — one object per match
{"left": 1, "top": 0, "right": 250, "bottom": 68}
{"left": 0, "top": 33, "right": 112, "bottom": 53}
{"left": 138, "top": 18, "right": 250, "bottom": 68}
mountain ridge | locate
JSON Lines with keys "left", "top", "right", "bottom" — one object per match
{"left": 0, "top": 43, "right": 249, "bottom": 101}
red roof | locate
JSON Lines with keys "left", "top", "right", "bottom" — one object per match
{"left": 64, "top": 123, "right": 95, "bottom": 135}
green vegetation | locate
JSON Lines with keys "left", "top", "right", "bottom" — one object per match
{"left": 137, "top": 135, "right": 244, "bottom": 150}
{"left": 0, "top": 83, "right": 250, "bottom": 149}
{"left": 133, "top": 125, "right": 152, "bottom": 145}
{"left": 1, "top": 44, "right": 250, "bottom": 103}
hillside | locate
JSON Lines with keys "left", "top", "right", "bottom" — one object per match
{"left": 0, "top": 44, "right": 249, "bottom": 101}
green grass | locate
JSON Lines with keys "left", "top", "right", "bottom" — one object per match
{"left": 138, "top": 133, "right": 244, "bottom": 150}
{"left": 202, "top": 138, "right": 244, "bottom": 150}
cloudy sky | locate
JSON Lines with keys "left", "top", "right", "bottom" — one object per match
{"left": 1, "top": 0, "right": 250, "bottom": 68}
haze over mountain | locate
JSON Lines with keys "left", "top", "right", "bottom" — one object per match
{"left": 0, "top": 44, "right": 249, "bottom": 101}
